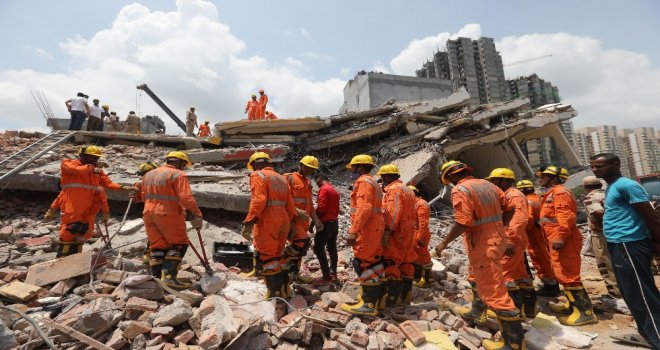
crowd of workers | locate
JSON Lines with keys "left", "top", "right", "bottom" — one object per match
{"left": 245, "top": 89, "right": 278, "bottom": 121}
{"left": 42, "top": 145, "right": 660, "bottom": 350}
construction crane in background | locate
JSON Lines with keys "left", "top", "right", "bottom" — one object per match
{"left": 503, "top": 54, "right": 552, "bottom": 67}
{"left": 136, "top": 84, "right": 187, "bottom": 133}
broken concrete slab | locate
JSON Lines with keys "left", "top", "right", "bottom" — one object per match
{"left": 215, "top": 117, "right": 328, "bottom": 135}
{"left": 396, "top": 88, "right": 471, "bottom": 117}
{"left": 187, "top": 145, "right": 290, "bottom": 164}
{"left": 25, "top": 251, "right": 96, "bottom": 287}
{"left": 469, "top": 98, "right": 530, "bottom": 124}
{"left": 0, "top": 280, "right": 42, "bottom": 302}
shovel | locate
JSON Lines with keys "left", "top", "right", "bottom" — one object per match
{"left": 190, "top": 227, "right": 227, "bottom": 294}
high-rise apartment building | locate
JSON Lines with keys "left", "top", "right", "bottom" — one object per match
{"left": 575, "top": 125, "right": 634, "bottom": 178}
{"left": 618, "top": 127, "right": 659, "bottom": 177}
{"left": 507, "top": 74, "right": 560, "bottom": 107}
{"left": 415, "top": 36, "right": 507, "bottom": 105}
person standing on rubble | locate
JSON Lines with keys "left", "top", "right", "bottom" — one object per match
{"left": 100, "top": 104, "right": 110, "bottom": 131}
{"left": 265, "top": 111, "right": 278, "bottom": 120}
{"left": 581, "top": 175, "right": 621, "bottom": 298}
{"left": 340, "top": 155, "right": 385, "bottom": 316}
{"left": 516, "top": 180, "right": 560, "bottom": 297}
{"left": 130, "top": 162, "right": 159, "bottom": 267}
{"left": 590, "top": 153, "right": 660, "bottom": 349}
{"left": 135, "top": 151, "right": 203, "bottom": 290}
{"left": 435, "top": 160, "right": 525, "bottom": 350}
{"left": 108, "top": 111, "right": 120, "bottom": 132}
{"left": 242, "top": 152, "right": 297, "bottom": 300}
{"left": 487, "top": 168, "right": 537, "bottom": 318}
{"left": 198, "top": 121, "right": 212, "bottom": 137}
{"left": 44, "top": 146, "right": 135, "bottom": 257}
{"left": 377, "top": 164, "right": 417, "bottom": 307}
{"left": 65, "top": 92, "right": 89, "bottom": 131}
{"left": 283, "top": 156, "right": 324, "bottom": 283}
{"left": 258, "top": 89, "right": 268, "bottom": 119}
{"left": 126, "top": 111, "right": 141, "bottom": 134}
{"left": 245, "top": 94, "right": 259, "bottom": 121}
{"left": 86, "top": 99, "right": 103, "bottom": 131}
{"left": 409, "top": 185, "right": 432, "bottom": 288}
{"left": 186, "top": 107, "right": 197, "bottom": 137}
{"left": 538, "top": 166, "right": 597, "bottom": 326}
{"left": 313, "top": 174, "right": 341, "bottom": 283}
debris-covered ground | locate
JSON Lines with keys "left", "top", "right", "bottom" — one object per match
{"left": 0, "top": 100, "right": 652, "bottom": 350}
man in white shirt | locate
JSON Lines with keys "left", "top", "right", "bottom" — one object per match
{"left": 87, "top": 99, "right": 103, "bottom": 131}
{"left": 65, "top": 92, "right": 89, "bottom": 130}
{"left": 186, "top": 107, "right": 197, "bottom": 137}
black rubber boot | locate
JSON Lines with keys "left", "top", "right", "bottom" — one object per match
{"left": 399, "top": 277, "right": 414, "bottom": 306}
{"left": 414, "top": 265, "right": 422, "bottom": 281}
{"left": 385, "top": 278, "right": 403, "bottom": 307}
{"left": 558, "top": 286, "right": 597, "bottom": 326}
{"left": 340, "top": 283, "right": 380, "bottom": 316}
{"left": 161, "top": 245, "right": 191, "bottom": 290}
{"left": 457, "top": 283, "right": 487, "bottom": 324}
{"left": 536, "top": 281, "right": 560, "bottom": 297}
{"left": 483, "top": 310, "right": 526, "bottom": 350}
{"left": 520, "top": 283, "right": 537, "bottom": 318}
{"left": 56, "top": 241, "right": 82, "bottom": 258}
{"left": 414, "top": 267, "right": 432, "bottom": 288}
{"left": 377, "top": 281, "right": 387, "bottom": 310}
{"left": 149, "top": 249, "right": 166, "bottom": 278}
{"left": 264, "top": 271, "right": 287, "bottom": 299}
{"left": 507, "top": 286, "right": 524, "bottom": 311}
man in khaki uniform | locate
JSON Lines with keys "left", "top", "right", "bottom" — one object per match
{"left": 582, "top": 175, "right": 621, "bottom": 297}
{"left": 186, "top": 107, "right": 197, "bottom": 137}
{"left": 126, "top": 111, "right": 141, "bottom": 134}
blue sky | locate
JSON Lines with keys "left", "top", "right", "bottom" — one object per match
{"left": 1, "top": 0, "right": 659, "bottom": 132}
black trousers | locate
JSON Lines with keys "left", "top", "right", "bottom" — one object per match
{"left": 313, "top": 220, "right": 338, "bottom": 277}
{"left": 609, "top": 238, "right": 660, "bottom": 349}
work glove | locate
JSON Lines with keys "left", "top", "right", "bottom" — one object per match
{"left": 381, "top": 229, "right": 393, "bottom": 248}
{"left": 44, "top": 208, "right": 56, "bottom": 222}
{"left": 551, "top": 239, "right": 565, "bottom": 251}
{"left": 241, "top": 222, "right": 254, "bottom": 241}
{"left": 346, "top": 233, "right": 357, "bottom": 247}
{"left": 101, "top": 212, "right": 110, "bottom": 224}
{"left": 121, "top": 185, "right": 139, "bottom": 192}
{"left": 191, "top": 216, "right": 204, "bottom": 229}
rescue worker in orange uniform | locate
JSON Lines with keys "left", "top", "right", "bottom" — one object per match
{"left": 409, "top": 185, "right": 432, "bottom": 288}
{"left": 198, "top": 121, "right": 212, "bottom": 137}
{"left": 487, "top": 168, "right": 536, "bottom": 318}
{"left": 377, "top": 164, "right": 417, "bottom": 307}
{"left": 258, "top": 89, "right": 268, "bottom": 119}
{"left": 435, "top": 161, "right": 525, "bottom": 350}
{"left": 516, "top": 179, "right": 560, "bottom": 297}
{"left": 242, "top": 152, "right": 297, "bottom": 299}
{"left": 44, "top": 146, "right": 134, "bottom": 257}
{"left": 340, "top": 155, "right": 385, "bottom": 316}
{"left": 539, "top": 166, "right": 597, "bottom": 326}
{"left": 265, "top": 111, "right": 278, "bottom": 120}
{"left": 283, "top": 156, "right": 324, "bottom": 282}
{"left": 138, "top": 151, "right": 203, "bottom": 290}
{"left": 131, "top": 162, "right": 160, "bottom": 267}
{"left": 245, "top": 94, "right": 259, "bottom": 121}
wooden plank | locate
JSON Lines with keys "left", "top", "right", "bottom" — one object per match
{"left": 41, "top": 318, "right": 113, "bottom": 350}
{"left": 0, "top": 281, "right": 42, "bottom": 301}
{"left": 25, "top": 251, "right": 93, "bottom": 287}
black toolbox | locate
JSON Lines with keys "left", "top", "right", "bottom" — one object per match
{"left": 213, "top": 242, "right": 254, "bottom": 271}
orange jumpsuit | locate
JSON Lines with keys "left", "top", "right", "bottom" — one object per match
{"left": 245, "top": 167, "right": 297, "bottom": 272}
{"left": 258, "top": 94, "right": 268, "bottom": 119}
{"left": 198, "top": 124, "right": 211, "bottom": 137}
{"left": 284, "top": 172, "right": 313, "bottom": 252}
{"left": 245, "top": 100, "right": 259, "bottom": 120}
{"left": 525, "top": 193, "right": 555, "bottom": 282}
{"left": 142, "top": 165, "right": 202, "bottom": 249}
{"left": 51, "top": 187, "right": 109, "bottom": 241}
{"left": 453, "top": 176, "right": 516, "bottom": 311}
{"left": 413, "top": 197, "right": 432, "bottom": 268}
{"left": 265, "top": 112, "right": 278, "bottom": 120}
{"left": 500, "top": 187, "right": 531, "bottom": 286}
{"left": 348, "top": 174, "right": 385, "bottom": 283}
{"left": 540, "top": 184, "right": 582, "bottom": 285}
{"left": 58, "top": 159, "right": 122, "bottom": 242}
{"left": 382, "top": 180, "right": 417, "bottom": 279}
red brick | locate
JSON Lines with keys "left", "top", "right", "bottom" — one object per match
{"left": 0, "top": 268, "right": 26, "bottom": 282}
{"left": 126, "top": 297, "right": 159, "bottom": 312}
{"left": 350, "top": 331, "right": 369, "bottom": 346}
{"left": 398, "top": 320, "right": 426, "bottom": 346}
{"left": 122, "top": 321, "right": 152, "bottom": 340}
{"left": 174, "top": 329, "right": 194, "bottom": 344}
{"left": 322, "top": 340, "right": 339, "bottom": 350}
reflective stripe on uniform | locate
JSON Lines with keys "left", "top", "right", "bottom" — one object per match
{"left": 474, "top": 214, "right": 503, "bottom": 226}
{"left": 358, "top": 263, "right": 384, "bottom": 283}
{"left": 539, "top": 217, "right": 558, "bottom": 224}
{"left": 61, "top": 183, "right": 100, "bottom": 191}
{"left": 350, "top": 207, "right": 382, "bottom": 214}
{"left": 267, "top": 200, "right": 286, "bottom": 206}
{"left": 145, "top": 193, "right": 178, "bottom": 201}
{"left": 294, "top": 198, "right": 307, "bottom": 204}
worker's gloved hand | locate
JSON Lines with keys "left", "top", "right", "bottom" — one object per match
{"left": 241, "top": 222, "right": 254, "bottom": 241}
{"left": 504, "top": 244, "right": 515, "bottom": 256}
{"left": 346, "top": 234, "right": 357, "bottom": 247}
{"left": 381, "top": 230, "right": 393, "bottom": 248}
{"left": 121, "top": 185, "right": 139, "bottom": 192}
{"left": 101, "top": 212, "right": 110, "bottom": 224}
{"left": 44, "top": 208, "right": 56, "bottom": 222}
{"left": 551, "top": 239, "right": 565, "bottom": 251}
{"left": 191, "top": 216, "right": 203, "bottom": 229}
{"left": 314, "top": 219, "right": 324, "bottom": 233}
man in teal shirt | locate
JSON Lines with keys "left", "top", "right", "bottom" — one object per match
{"left": 591, "top": 153, "right": 660, "bottom": 349}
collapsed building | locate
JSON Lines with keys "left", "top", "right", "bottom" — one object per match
{"left": 0, "top": 91, "right": 631, "bottom": 350}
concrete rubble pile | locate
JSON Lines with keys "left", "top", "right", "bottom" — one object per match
{"left": 0, "top": 94, "right": 635, "bottom": 349}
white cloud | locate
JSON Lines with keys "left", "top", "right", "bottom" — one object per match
{"left": 282, "top": 27, "right": 312, "bottom": 41}
{"left": 389, "top": 24, "right": 481, "bottom": 75}
{"left": 497, "top": 32, "right": 660, "bottom": 128}
{"left": 24, "top": 46, "right": 54, "bottom": 60}
{"left": 0, "top": 0, "right": 343, "bottom": 132}
{"left": 370, "top": 60, "right": 391, "bottom": 74}
{"left": 301, "top": 51, "right": 332, "bottom": 62}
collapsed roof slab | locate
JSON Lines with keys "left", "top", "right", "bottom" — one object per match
{"left": 214, "top": 117, "right": 328, "bottom": 135}
{"left": 395, "top": 87, "right": 470, "bottom": 117}
{"left": 187, "top": 145, "right": 291, "bottom": 164}
{"left": 391, "top": 149, "right": 442, "bottom": 197}
{"left": 73, "top": 131, "right": 209, "bottom": 150}
{"left": 304, "top": 118, "right": 397, "bottom": 151}
{"left": 221, "top": 134, "right": 297, "bottom": 146}
{"left": 468, "top": 97, "right": 531, "bottom": 124}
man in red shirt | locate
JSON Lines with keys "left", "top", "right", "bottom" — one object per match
{"left": 313, "top": 175, "right": 341, "bottom": 283}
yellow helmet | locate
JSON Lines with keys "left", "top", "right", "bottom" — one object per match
{"left": 516, "top": 180, "right": 534, "bottom": 189}
{"left": 251, "top": 94, "right": 257, "bottom": 98}
{"left": 102, "top": 104, "right": 109, "bottom": 109}
{"left": 440, "top": 160, "right": 471, "bottom": 185}
{"left": 560, "top": 168, "right": 569, "bottom": 181}
{"left": 346, "top": 154, "right": 375, "bottom": 169}
{"left": 136, "top": 162, "right": 158, "bottom": 176}
{"left": 376, "top": 164, "right": 400, "bottom": 176}
{"left": 80, "top": 145, "right": 103, "bottom": 157}
{"left": 300, "top": 155, "right": 319, "bottom": 169}
{"left": 407, "top": 185, "right": 419, "bottom": 193}
{"left": 165, "top": 151, "right": 192, "bottom": 168}
{"left": 247, "top": 151, "right": 272, "bottom": 171}
{"left": 539, "top": 165, "right": 561, "bottom": 177}
{"left": 487, "top": 168, "right": 516, "bottom": 180}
